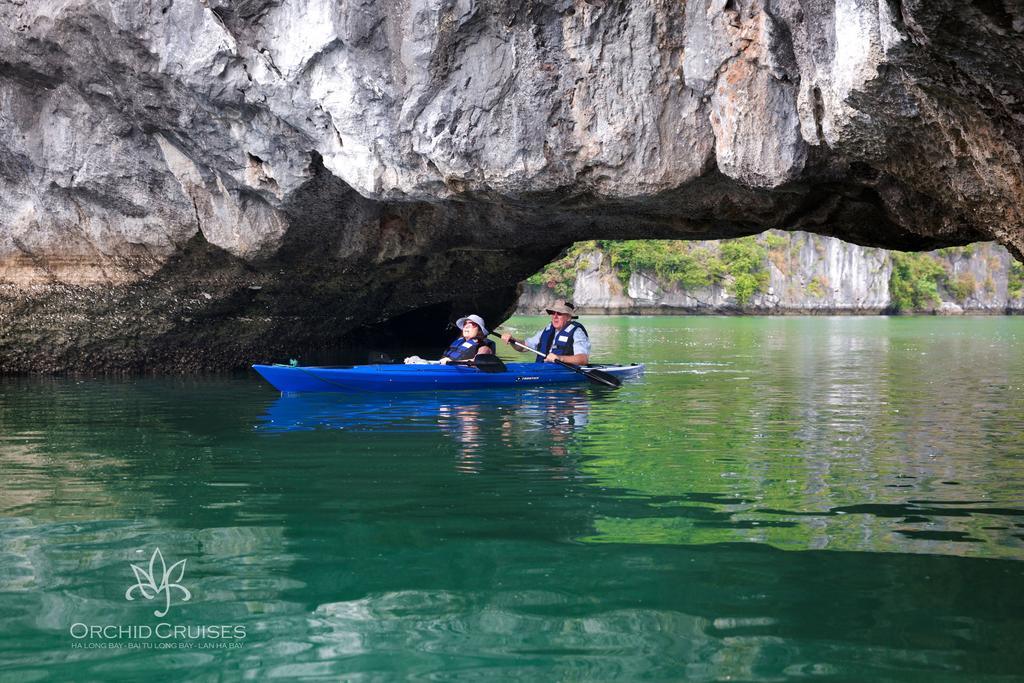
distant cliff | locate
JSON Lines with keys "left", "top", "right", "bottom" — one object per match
{"left": 517, "top": 234, "right": 1024, "bottom": 315}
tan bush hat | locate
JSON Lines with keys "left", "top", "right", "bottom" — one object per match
{"left": 544, "top": 299, "right": 579, "bottom": 318}
{"left": 455, "top": 314, "right": 489, "bottom": 336}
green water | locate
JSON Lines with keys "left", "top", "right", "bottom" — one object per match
{"left": 2, "top": 316, "right": 1024, "bottom": 681}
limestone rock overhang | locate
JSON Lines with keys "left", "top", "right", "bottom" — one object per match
{"left": 0, "top": 0, "right": 1021, "bottom": 371}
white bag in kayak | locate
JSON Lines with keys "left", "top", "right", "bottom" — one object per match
{"left": 403, "top": 356, "right": 440, "bottom": 365}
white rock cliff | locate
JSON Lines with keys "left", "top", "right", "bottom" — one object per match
{"left": 518, "top": 234, "right": 1024, "bottom": 314}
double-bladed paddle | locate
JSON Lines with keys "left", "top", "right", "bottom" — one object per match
{"left": 491, "top": 332, "right": 621, "bottom": 388}
{"left": 451, "top": 354, "right": 507, "bottom": 373}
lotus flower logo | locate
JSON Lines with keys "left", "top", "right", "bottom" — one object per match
{"left": 125, "top": 548, "right": 192, "bottom": 617}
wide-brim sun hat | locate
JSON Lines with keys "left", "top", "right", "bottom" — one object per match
{"left": 544, "top": 299, "right": 579, "bottom": 319}
{"left": 455, "top": 314, "right": 489, "bottom": 336}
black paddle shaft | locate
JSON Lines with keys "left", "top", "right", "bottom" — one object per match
{"left": 490, "top": 332, "right": 621, "bottom": 388}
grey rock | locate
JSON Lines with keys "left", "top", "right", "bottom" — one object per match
{"left": 0, "top": 0, "right": 1022, "bottom": 370}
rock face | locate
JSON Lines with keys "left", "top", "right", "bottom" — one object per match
{"left": 517, "top": 234, "right": 1024, "bottom": 314}
{"left": 0, "top": 0, "right": 1022, "bottom": 371}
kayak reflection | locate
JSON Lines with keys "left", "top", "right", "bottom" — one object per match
{"left": 256, "top": 387, "right": 594, "bottom": 464}
{"left": 441, "top": 388, "right": 591, "bottom": 468}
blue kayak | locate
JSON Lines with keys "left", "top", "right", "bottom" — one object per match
{"left": 252, "top": 362, "right": 644, "bottom": 393}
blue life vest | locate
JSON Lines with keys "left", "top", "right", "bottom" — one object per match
{"left": 535, "top": 322, "right": 587, "bottom": 363}
{"left": 443, "top": 337, "right": 496, "bottom": 361}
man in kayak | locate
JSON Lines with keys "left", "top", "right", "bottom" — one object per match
{"left": 439, "top": 314, "right": 496, "bottom": 365}
{"left": 500, "top": 300, "right": 590, "bottom": 365}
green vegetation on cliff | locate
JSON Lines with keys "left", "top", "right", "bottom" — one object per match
{"left": 528, "top": 237, "right": 771, "bottom": 305}
{"left": 807, "top": 275, "right": 828, "bottom": 298}
{"left": 525, "top": 242, "right": 592, "bottom": 298}
{"left": 889, "top": 252, "right": 947, "bottom": 311}
{"left": 604, "top": 240, "right": 722, "bottom": 290}
{"left": 947, "top": 272, "right": 977, "bottom": 302}
{"left": 717, "top": 238, "right": 770, "bottom": 304}
{"left": 1010, "top": 261, "right": 1024, "bottom": 300}
{"left": 889, "top": 249, "right": 989, "bottom": 310}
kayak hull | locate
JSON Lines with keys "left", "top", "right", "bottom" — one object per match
{"left": 252, "top": 362, "right": 644, "bottom": 393}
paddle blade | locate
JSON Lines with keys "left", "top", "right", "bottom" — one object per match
{"left": 582, "top": 367, "right": 622, "bottom": 388}
{"left": 470, "top": 355, "right": 507, "bottom": 373}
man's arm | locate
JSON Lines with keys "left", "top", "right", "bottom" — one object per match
{"left": 545, "top": 351, "right": 589, "bottom": 364}
{"left": 502, "top": 330, "right": 543, "bottom": 352}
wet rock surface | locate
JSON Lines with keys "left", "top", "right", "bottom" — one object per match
{"left": 0, "top": 0, "right": 1021, "bottom": 371}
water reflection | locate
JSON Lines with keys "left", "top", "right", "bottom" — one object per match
{"left": 582, "top": 317, "right": 1024, "bottom": 560}
{"left": 256, "top": 387, "right": 593, "bottom": 470}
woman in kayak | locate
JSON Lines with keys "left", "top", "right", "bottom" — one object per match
{"left": 439, "top": 314, "right": 496, "bottom": 365}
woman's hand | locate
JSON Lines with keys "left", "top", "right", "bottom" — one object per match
{"left": 439, "top": 357, "right": 451, "bottom": 365}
